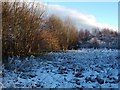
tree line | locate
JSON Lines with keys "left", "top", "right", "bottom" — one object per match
{"left": 2, "top": 1, "right": 79, "bottom": 58}
{"left": 2, "top": 1, "right": 119, "bottom": 58}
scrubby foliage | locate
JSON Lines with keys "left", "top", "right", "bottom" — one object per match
{"left": 2, "top": 1, "right": 79, "bottom": 58}
{"left": 34, "top": 30, "right": 61, "bottom": 52}
{"left": 45, "top": 15, "right": 79, "bottom": 50}
{"left": 79, "top": 28, "right": 119, "bottom": 49}
{"left": 2, "top": 1, "right": 46, "bottom": 57}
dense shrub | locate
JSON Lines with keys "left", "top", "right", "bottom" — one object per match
{"left": 2, "top": 1, "right": 46, "bottom": 57}
{"left": 45, "top": 15, "right": 68, "bottom": 50}
{"left": 39, "top": 30, "right": 60, "bottom": 51}
{"left": 45, "top": 15, "right": 79, "bottom": 50}
{"left": 64, "top": 18, "right": 79, "bottom": 49}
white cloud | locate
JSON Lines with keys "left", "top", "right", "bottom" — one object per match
{"left": 46, "top": 4, "right": 118, "bottom": 32}
{"left": 4, "top": 0, "right": 117, "bottom": 31}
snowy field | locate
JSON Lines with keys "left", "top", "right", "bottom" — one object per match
{"left": 1, "top": 49, "right": 120, "bottom": 88}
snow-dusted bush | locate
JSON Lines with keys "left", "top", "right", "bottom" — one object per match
{"left": 45, "top": 15, "right": 79, "bottom": 50}
{"left": 2, "top": 1, "right": 46, "bottom": 57}
{"left": 35, "top": 30, "right": 61, "bottom": 51}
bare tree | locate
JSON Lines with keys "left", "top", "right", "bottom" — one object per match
{"left": 64, "top": 17, "right": 79, "bottom": 49}
{"left": 2, "top": 1, "right": 46, "bottom": 56}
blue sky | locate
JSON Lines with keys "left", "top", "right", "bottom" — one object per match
{"left": 45, "top": 2, "right": 118, "bottom": 29}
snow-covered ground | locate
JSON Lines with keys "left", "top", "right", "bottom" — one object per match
{"left": 1, "top": 49, "right": 120, "bottom": 88}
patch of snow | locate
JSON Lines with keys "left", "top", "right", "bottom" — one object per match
{"left": 2, "top": 49, "right": 119, "bottom": 88}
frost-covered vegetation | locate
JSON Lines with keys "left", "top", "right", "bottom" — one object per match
{"left": 79, "top": 28, "right": 120, "bottom": 49}
{"left": 2, "top": 49, "right": 119, "bottom": 88}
